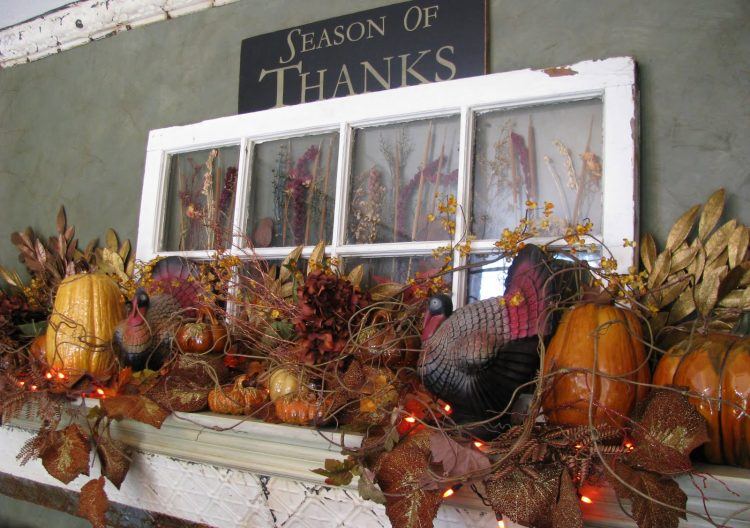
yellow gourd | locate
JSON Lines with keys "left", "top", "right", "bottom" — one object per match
{"left": 45, "top": 273, "right": 124, "bottom": 386}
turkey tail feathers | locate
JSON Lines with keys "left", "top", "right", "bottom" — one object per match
{"left": 504, "top": 245, "right": 554, "bottom": 340}
{"left": 146, "top": 256, "right": 202, "bottom": 309}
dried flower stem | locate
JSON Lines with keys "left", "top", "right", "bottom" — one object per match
{"left": 527, "top": 117, "right": 537, "bottom": 204}
{"left": 393, "top": 141, "right": 402, "bottom": 243}
{"left": 571, "top": 118, "right": 594, "bottom": 224}
{"left": 411, "top": 122, "right": 434, "bottom": 241}
{"left": 318, "top": 139, "right": 334, "bottom": 243}
{"left": 304, "top": 141, "right": 323, "bottom": 245}
{"left": 281, "top": 140, "right": 292, "bottom": 245}
{"left": 509, "top": 131, "right": 521, "bottom": 215}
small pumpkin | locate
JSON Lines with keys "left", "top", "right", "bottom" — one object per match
{"left": 29, "top": 333, "right": 46, "bottom": 360}
{"left": 45, "top": 273, "right": 124, "bottom": 386}
{"left": 542, "top": 303, "right": 650, "bottom": 427}
{"left": 358, "top": 366, "right": 399, "bottom": 424}
{"left": 268, "top": 368, "right": 303, "bottom": 401}
{"left": 274, "top": 393, "right": 331, "bottom": 426}
{"left": 176, "top": 308, "right": 228, "bottom": 354}
{"left": 208, "top": 374, "right": 268, "bottom": 415}
{"left": 653, "top": 333, "right": 750, "bottom": 468}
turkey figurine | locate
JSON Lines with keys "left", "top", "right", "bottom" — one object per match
{"left": 113, "top": 256, "right": 202, "bottom": 371}
{"left": 418, "top": 244, "right": 557, "bottom": 431}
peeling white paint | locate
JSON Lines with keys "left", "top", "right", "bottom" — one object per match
{"left": 0, "top": 0, "right": 241, "bottom": 69}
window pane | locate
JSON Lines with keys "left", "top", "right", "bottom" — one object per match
{"left": 247, "top": 133, "right": 339, "bottom": 248}
{"left": 343, "top": 255, "right": 452, "bottom": 291}
{"left": 465, "top": 249, "right": 602, "bottom": 304}
{"left": 161, "top": 146, "right": 240, "bottom": 251}
{"left": 472, "top": 99, "right": 603, "bottom": 240}
{"left": 348, "top": 116, "right": 460, "bottom": 244}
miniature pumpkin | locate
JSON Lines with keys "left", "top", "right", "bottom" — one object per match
{"left": 542, "top": 303, "right": 650, "bottom": 427}
{"left": 653, "top": 334, "right": 750, "bottom": 467}
{"left": 268, "top": 368, "right": 302, "bottom": 401}
{"left": 208, "top": 374, "right": 268, "bottom": 415}
{"left": 274, "top": 393, "right": 331, "bottom": 426}
{"left": 45, "top": 273, "right": 124, "bottom": 385}
{"left": 176, "top": 308, "right": 228, "bottom": 354}
{"left": 29, "top": 333, "right": 46, "bottom": 360}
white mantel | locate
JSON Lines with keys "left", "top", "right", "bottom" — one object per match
{"left": 2, "top": 409, "right": 750, "bottom": 528}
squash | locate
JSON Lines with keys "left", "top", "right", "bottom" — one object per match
{"left": 268, "top": 368, "right": 302, "bottom": 401}
{"left": 208, "top": 374, "right": 268, "bottom": 415}
{"left": 45, "top": 273, "right": 124, "bottom": 385}
{"left": 175, "top": 308, "right": 228, "bottom": 354}
{"left": 542, "top": 303, "right": 650, "bottom": 427}
{"left": 653, "top": 334, "right": 750, "bottom": 467}
{"left": 274, "top": 393, "right": 331, "bottom": 426}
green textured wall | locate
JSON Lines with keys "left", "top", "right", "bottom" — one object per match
{"left": 0, "top": 0, "right": 748, "bottom": 277}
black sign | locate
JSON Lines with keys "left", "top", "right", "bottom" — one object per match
{"left": 238, "top": 0, "right": 487, "bottom": 114}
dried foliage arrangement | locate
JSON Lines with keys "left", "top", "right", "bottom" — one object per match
{"left": 0, "top": 190, "right": 748, "bottom": 528}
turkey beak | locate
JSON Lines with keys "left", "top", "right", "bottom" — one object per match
{"left": 421, "top": 312, "right": 446, "bottom": 343}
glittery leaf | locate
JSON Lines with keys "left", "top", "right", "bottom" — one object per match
{"left": 78, "top": 477, "right": 108, "bottom": 528}
{"left": 425, "top": 432, "right": 490, "bottom": 488}
{"left": 101, "top": 395, "right": 170, "bottom": 428}
{"left": 552, "top": 470, "right": 583, "bottom": 528}
{"left": 375, "top": 431, "right": 442, "bottom": 528}
{"left": 96, "top": 434, "right": 130, "bottom": 489}
{"left": 485, "top": 465, "right": 560, "bottom": 528}
{"left": 40, "top": 424, "right": 91, "bottom": 484}
{"left": 629, "top": 390, "right": 708, "bottom": 475}
{"left": 609, "top": 461, "right": 686, "bottom": 528}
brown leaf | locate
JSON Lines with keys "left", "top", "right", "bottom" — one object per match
{"left": 311, "top": 457, "right": 357, "bottom": 486}
{"left": 669, "top": 246, "right": 698, "bottom": 274}
{"left": 101, "top": 395, "right": 170, "bottom": 428}
{"left": 280, "top": 246, "right": 303, "bottom": 283}
{"left": 647, "top": 251, "right": 671, "bottom": 289}
{"left": 728, "top": 226, "right": 749, "bottom": 270}
{"left": 370, "top": 282, "right": 406, "bottom": 301}
{"left": 347, "top": 264, "right": 365, "bottom": 288}
{"left": 307, "top": 241, "right": 326, "bottom": 274}
{"left": 657, "top": 275, "right": 688, "bottom": 309}
{"left": 687, "top": 239, "right": 706, "bottom": 281}
{"left": 705, "top": 220, "right": 737, "bottom": 263}
{"left": 552, "top": 470, "right": 583, "bottom": 528}
{"left": 40, "top": 425, "right": 91, "bottom": 484}
{"left": 118, "top": 239, "right": 131, "bottom": 262}
{"left": 609, "top": 462, "right": 686, "bottom": 528}
{"left": 485, "top": 465, "right": 560, "bottom": 528}
{"left": 698, "top": 189, "right": 724, "bottom": 241}
{"left": 628, "top": 390, "right": 708, "bottom": 475}
{"left": 640, "top": 234, "right": 657, "bottom": 274}
{"left": 105, "top": 228, "right": 119, "bottom": 252}
{"left": 374, "top": 431, "right": 442, "bottom": 528}
{"left": 96, "top": 435, "right": 130, "bottom": 489}
{"left": 665, "top": 205, "right": 699, "bottom": 251}
{"left": 146, "top": 381, "right": 210, "bottom": 413}
{"left": 358, "top": 468, "right": 386, "bottom": 505}
{"left": 694, "top": 272, "right": 721, "bottom": 316}
{"left": 428, "top": 432, "right": 490, "bottom": 482}
{"left": 78, "top": 477, "right": 108, "bottom": 528}
{"left": 667, "top": 288, "right": 695, "bottom": 324}
{"left": 718, "top": 266, "right": 746, "bottom": 301}
{"left": 56, "top": 206, "right": 67, "bottom": 235}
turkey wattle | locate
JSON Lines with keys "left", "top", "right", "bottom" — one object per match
{"left": 113, "top": 256, "right": 201, "bottom": 371}
{"left": 418, "top": 245, "right": 556, "bottom": 425}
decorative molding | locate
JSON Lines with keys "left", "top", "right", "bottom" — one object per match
{"left": 5, "top": 410, "right": 750, "bottom": 527}
{"left": 0, "top": 0, "right": 241, "bottom": 69}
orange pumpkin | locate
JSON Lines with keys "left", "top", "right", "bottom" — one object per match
{"left": 653, "top": 334, "right": 750, "bottom": 467}
{"left": 542, "top": 303, "right": 650, "bottom": 427}
{"left": 176, "top": 308, "right": 228, "bottom": 354}
{"left": 207, "top": 374, "right": 268, "bottom": 415}
{"left": 274, "top": 393, "right": 331, "bottom": 426}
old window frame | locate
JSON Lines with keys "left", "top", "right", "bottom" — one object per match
{"left": 136, "top": 56, "right": 638, "bottom": 307}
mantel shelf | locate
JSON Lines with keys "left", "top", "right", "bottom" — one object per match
{"left": 4, "top": 404, "right": 750, "bottom": 528}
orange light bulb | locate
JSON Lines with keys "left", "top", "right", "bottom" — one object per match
{"left": 442, "top": 488, "right": 455, "bottom": 498}
{"left": 497, "top": 521, "right": 505, "bottom": 528}
{"left": 443, "top": 404, "right": 452, "bottom": 413}
{"left": 57, "top": 372, "right": 66, "bottom": 380}
{"left": 580, "top": 495, "right": 593, "bottom": 504}
{"left": 45, "top": 372, "right": 53, "bottom": 380}
{"left": 473, "top": 441, "right": 484, "bottom": 448}
{"left": 30, "top": 385, "right": 38, "bottom": 391}
{"left": 96, "top": 388, "right": 105, "bottom": 396}
{"left": 404, "top": 416, "right": 416, "bottom": 423}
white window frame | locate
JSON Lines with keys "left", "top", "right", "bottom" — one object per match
{"left": 136, "top": 56, "right": 638, "bottom": 307}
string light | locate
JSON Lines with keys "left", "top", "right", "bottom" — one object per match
{"left": 473, "top": 441, "right": 484, "bottom": 448}
{"left": 580, "top": 495, "right": 593, "bottom": 504}
{"left": 57, "top": 372, "right": 66, "bottom": 380}
{"left": 30, "top": 385, "right": 38, "bottom": 391}
{"left": 497, "top": 520, "right": 505, "bottom": 528}
{"left": 404, "top": 416, "right": 416, "bottom": 423}
{"left": 443, "top": 403, "right": 452, "bottom": 413}
{"left": 17, "top": 381, "right": 25, "bottom": 387}
{"left": 442, "top": 488, "right": 455, "bottom": 498}
{"left": 45, "top": 372, "right": 53, "bottom": 380}
{"left": 96, "top": 388, "right": 105, "bottom": 397}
